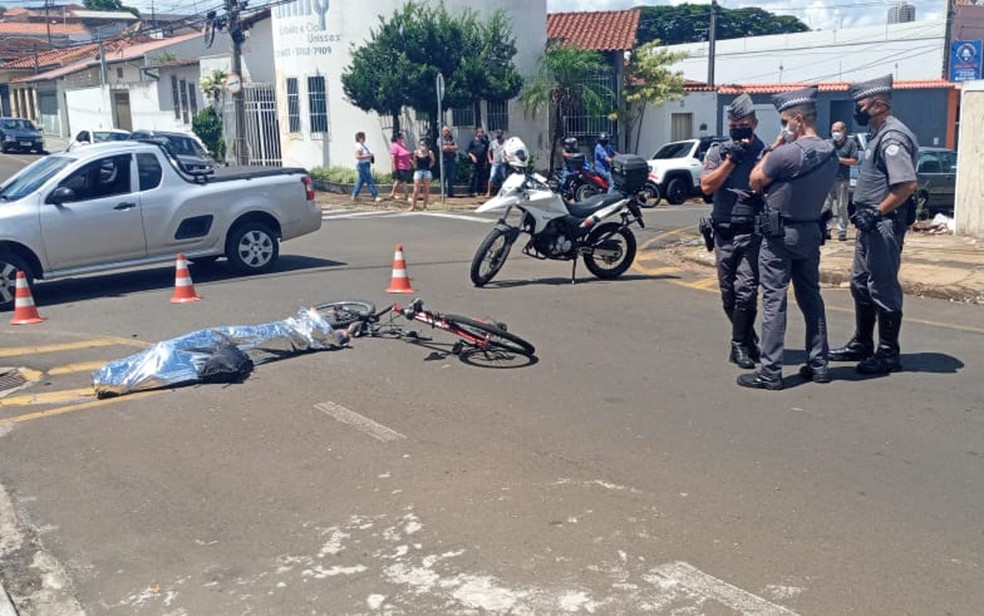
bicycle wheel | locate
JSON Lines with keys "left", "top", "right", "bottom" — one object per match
{"left": 314, "top": 300, "right": 376, "bottom": 328}
{"left": 444, "top": 314, "right": 536, "bottom": 356}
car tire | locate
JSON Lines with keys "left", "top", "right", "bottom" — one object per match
{"left": 664, "top": 176, "right": 688, "bottom": 205}
{"left": 0, "top": 252, "right": 34, "bottom": 311}
{"left": 225, "top": 222, "right": 279, "bottom": 275}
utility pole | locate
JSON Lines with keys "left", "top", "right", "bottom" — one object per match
{"left": 942, "top": 0, "right": 956, "bottom": 80}
{"left": 708, "top": 0, "right": 718, "bottom": 88}
{"left": 44, "top": 0, "right": 52, "bottom": 47}
{"left": 224, "top": 0, "right": 248, "bottom": 165}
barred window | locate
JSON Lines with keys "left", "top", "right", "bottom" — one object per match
{"left": 487, "top": 100, "right": 508, "bottom": 131}
{"left": 286, "top": 77, "right": 300, "bottom": 133}
{"left": 187, "top": 81, "right": 198, "bottom": 117}
{"left": 179, "top": 79, "right": 189, "bottom": 124}
{"left": 307, "top": 75, "right": 327, "bottom": 134}
{"left": 452, "top": 106, "right": 474, "bottom": 128}
{"left": 171, "top": 75, "right": 180, "bottom": 120}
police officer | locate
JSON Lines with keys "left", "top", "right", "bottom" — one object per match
{"left": 699, "top": 94, "right": 766, "bottom": 369}
{"left": 738, "top": 86, "right": 839, "bottom": 390}
{"left": 829, "top": 75, "right": 918, "bottom": 375}
{"left": 560, "top": 136, "right": 580, "bottom": 193}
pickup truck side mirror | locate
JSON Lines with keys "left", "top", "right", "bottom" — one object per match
{"left": 47, "top": 186, "right": 76, "bottom": 205}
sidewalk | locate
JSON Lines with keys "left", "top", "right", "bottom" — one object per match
{"left": 664, "top": 227, "right": 984, "bottom": 305}
{"left": 317, "top": 189, "right": 489, "bottom": 212}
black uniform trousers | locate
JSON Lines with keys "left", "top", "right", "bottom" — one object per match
{"left": 714, "top": 226, "right": 760, "bottom": 316}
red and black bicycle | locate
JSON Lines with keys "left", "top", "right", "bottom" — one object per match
{"left": 316, "top": 298, "right": 535, "bottom": 357}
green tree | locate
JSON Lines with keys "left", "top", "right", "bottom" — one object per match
{"left": 618, "top": 41, "right": 687, "bottom": 153}
{"left": 84, "top": 0, "right": 139, "bottom": 17}
{"left": 454, "top": 11, "right": 524, "bottom": 128}
{"left": 342, "top": 1, "right": 522, "bottom": 139}
{"left": 521, "top": 42, "right": 612, "bottom": 168}
{"left": 637, "top": 4, "right": 808, "bottom": 46}
{"left": 199, "top": 68, "right": 229, "bottom": 107}
{"left": 192, "top": 107, "right": 225, "bottom": 162}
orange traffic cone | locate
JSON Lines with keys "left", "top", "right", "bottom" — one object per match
{"left": 385, "top": 244, "right": 415, "bottom": 294}
{"left": 10, "top": 271, "right": 45, "bottom": 325}
{"left": 170, "top": 253, "right": 202, "bottom": 303}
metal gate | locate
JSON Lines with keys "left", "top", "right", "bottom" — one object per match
{"left": 223, "top": 83, "right": 282, "bottom": 166}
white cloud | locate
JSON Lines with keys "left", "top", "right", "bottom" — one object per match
{"left": 546, "top": 0, "right": 945, "bottom": 32}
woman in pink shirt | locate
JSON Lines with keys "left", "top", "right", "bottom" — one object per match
{"left": 388, "top": 133, "right": 413, "bottom": 203}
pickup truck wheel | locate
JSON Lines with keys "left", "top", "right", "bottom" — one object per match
{"left": 226, "top": 223, "right": 279, "bottom": 275}
{"left": 664, "top": 177, "right": 688, "bottom": 205}
{"left": 0, "top": 254, "right": 33, "bottom": 311}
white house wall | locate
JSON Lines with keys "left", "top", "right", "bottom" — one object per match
{"left": 203, "top": 17, "right": 276, "bottom": 84}
{"left": 64, "top": 86, "right": 112, "bottom": 131}
{"left": 663, "top": 19, "right": 947, "bottom": 84}
{"left": 636, "top": 92, "right": 718, "bottom": 156}
{"left": 269, "top": 0, "right": 547, "bottom": 172}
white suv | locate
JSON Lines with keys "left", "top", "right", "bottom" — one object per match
{"left": 647, "top": 137, "right": 726, "bottom": 205}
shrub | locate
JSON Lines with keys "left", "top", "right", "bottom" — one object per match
{"left": 192, "top": 107, "right": 225, "bottom": 162}
{"left": 309, "top": 166, "right": 392, "bottom": 185}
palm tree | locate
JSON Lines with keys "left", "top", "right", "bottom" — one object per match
{"left": 199, "top": 68, "right": 229, "bottom": 107}
{"left": 521, "top": 43, "right": 613, "bottom": 169}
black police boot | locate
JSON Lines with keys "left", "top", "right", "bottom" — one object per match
{"left": 737, "top": 372, "right": 784, "bottom": 390}
{"left": 728, "top": 310, "right": 756, "bottom": 369}
{"left": 857, "top": 310, "right": 903, "bottom": 375}
{"left": 829, "top": 303, "right": 877, "bottom": 361}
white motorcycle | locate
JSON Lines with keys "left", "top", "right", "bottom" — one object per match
{"left": 470, "top": 138, "right": 649, "bottom": 287}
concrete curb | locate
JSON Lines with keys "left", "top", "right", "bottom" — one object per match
{"left": 672, "top": 248, "right": 984, "bottom": 305}
{"left": 0, "top": 577, "right": 19, "bottom": 616}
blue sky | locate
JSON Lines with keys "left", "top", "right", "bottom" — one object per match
{"left": 546, "top": 0, "right": 946, "bottom": 31}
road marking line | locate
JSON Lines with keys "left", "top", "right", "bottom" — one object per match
{"left": 0, "top": 387, "right": 94, "bottom": 408}
{"left": 314, "top": 402, "right": 406, "bottom": 442}
{"left": 651, "top": 562, "right": 799, "bottom": 615}
{"left": 47, "top": 360, "right": 108, "bottom": 376}
{"left": 0, "top": 391, "right": 158, "bottom": 427}
{"left": 413, "top": 212, "right": 495, "bottom": 224}
{"left": 0, "top": 338, "right": 140, "bottom": 358}
{"left": 322, "top": 210, "right": 400, "bottom": 220}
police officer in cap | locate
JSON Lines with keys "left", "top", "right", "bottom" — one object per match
{"left": 738, "top": 86, "right": 839, "bottom": 390}
{"left": 700, "top": 93, "right": 766, "bottom": 368}
{"left": 829, "top": 75, "right": 918, "bottom": 374}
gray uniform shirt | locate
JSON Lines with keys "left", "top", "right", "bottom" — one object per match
{"left": 702, "top": 137, "right": 765, "bottom": 223}
{"left": 853, "top": 116, "right": 918, "bottom": 208}
{"left": 762, "top": 136, "right": 839, "bottom": 221}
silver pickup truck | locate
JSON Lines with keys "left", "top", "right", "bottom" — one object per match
{"left": 0, "top": 141, "right": 322, "bottom": 308}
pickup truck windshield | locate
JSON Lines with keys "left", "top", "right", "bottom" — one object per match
{"left": 652, "top": 142, "right": 693, "bottom": 160}
{"left": 0, "top": 155, "right": 73, "bottom": 201}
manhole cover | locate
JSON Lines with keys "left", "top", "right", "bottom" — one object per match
{"left": 0, "top": 369, "right": 27, "bottom": 393}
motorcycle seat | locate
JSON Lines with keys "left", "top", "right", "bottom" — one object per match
{"left": 566, "top": 193, "right": 624, "bottom": 219}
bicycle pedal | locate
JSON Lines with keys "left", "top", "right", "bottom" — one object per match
{"left": 495, "top": 321, "right": 508, "bottom": 331}
{"left": 452, "top": 341, "right": 464, "bottom": 355}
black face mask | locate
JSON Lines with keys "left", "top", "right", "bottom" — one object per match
{"left": 853, "top": 104, "right": 871, "bottom": 126}
{"left": 729, "top": 126, "right": 754, "bottom": 141}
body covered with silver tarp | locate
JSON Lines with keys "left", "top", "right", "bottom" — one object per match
{"left": 93, "top": 308, "right": 346, "bottom": 397}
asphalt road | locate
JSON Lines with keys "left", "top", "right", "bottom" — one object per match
{"left": 2, "top": 152, "right": 983, "bottom": 615}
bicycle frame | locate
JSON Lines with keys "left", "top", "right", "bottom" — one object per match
{"left": 391, "top": 302, "right": 498, "bottom": 351}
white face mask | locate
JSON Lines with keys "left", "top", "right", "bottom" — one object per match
{"left": 782, "top": 118, "right": 799, "bottom": 143}
{"left": 832, "top": 131, "right": 844, "bottom": 141}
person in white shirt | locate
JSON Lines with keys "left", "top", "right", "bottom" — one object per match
{"left": 352, "top": 131, "right": 381, "bottom": 202}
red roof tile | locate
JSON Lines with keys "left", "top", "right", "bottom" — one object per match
{"left": 547, "top": 9, "right": 640, "bottom": 52}
{"left": 2, "top": 42, "right": 100, "bottom": 70}
{"left": 717, "top": 80, "right": 956, "bottom": 94}
{"left": 0, "top": 22, "right": 89, "bottom": 35}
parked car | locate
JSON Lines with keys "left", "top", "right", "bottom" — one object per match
{"left": 0, "top": 117, "right": 44, "bottom": 154}
{"left": 0, "top": 141, "right": 321, "bottom": 309}
{"left": 848, "top": 137, "right": 956, "bottom": 219}
{"left": 646, "top": 136, "right": 726, "bottom": 204}
{"left": 67, "top": 128, "right": 132, "bottom": 150}
{"left": 128, "top": 129, "right": 215, "bottom": 174}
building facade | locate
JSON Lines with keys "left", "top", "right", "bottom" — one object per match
{"left": 269, "top": 0, "right": 547, "bottom": 171}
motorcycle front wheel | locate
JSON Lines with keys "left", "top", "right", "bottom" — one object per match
{"left": 574, "top": 182, "right": 600, "bottom": 202}
{"left": 470, "top": 227, "right": 514, "bottom": 287}
{"left": 582, "top": 222, "right": 637, "bottom": 280}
